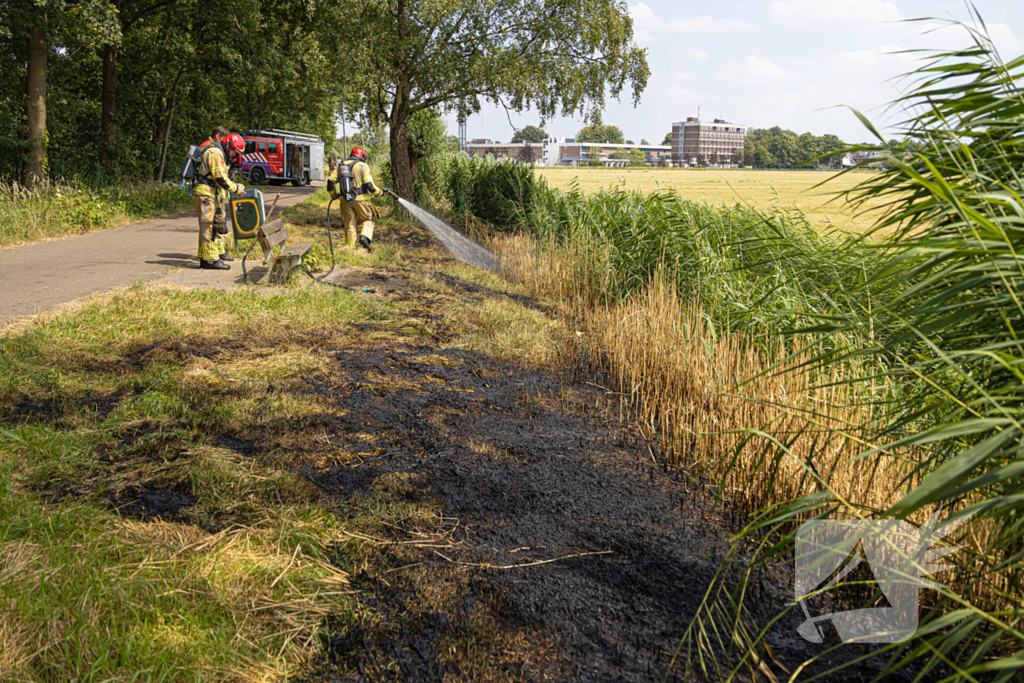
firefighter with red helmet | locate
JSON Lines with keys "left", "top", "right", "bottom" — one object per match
{"left": 326, "top": 146, "right": 394, "bottom": 251}
{"left": 194, "top": 126, "right": 246, "bottom": 269}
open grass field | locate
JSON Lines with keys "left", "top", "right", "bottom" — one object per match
{"left": 536, "top": 167, "right": 887, "bottom": 234}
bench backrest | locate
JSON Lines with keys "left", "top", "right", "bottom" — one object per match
{"left": 257, "top": 219, "right": 288, "bottom": 253}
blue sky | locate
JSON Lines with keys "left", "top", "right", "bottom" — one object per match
{"left": 440, "top": 0, "right": 1024, "bottom": 145}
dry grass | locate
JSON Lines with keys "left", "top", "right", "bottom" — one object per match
{"left": 491, "top": 230, "right": 1016, "bottom": 623}
{"left": 442, "top": 296, "right": 561, "bottom": 367}
{"left": 491, "top": 232, "right": 907, "bottom": 515}
{"left": 536, "top": 168, "right": 888, "bottom": 234}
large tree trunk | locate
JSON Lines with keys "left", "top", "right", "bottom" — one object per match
{"left": 24, "top": 26, "right": 47, "bottom": 188}
{"left": 100, "top": 43, "right": 117, "bottom": 166}
{"left": 389, "top": 115, "right": 414, "bottom": 200}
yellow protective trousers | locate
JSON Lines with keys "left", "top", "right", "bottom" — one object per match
{"left": 339, "top": 200, "right": 378, "bottom": 246}
{"left": 196, "top": 195, "right": 227, "bottom": 261}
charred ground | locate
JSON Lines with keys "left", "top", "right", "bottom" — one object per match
{"left": 0, "top": 211, "right": 926, "bottom": 682}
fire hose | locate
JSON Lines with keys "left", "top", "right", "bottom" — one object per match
{"left": 303, "top": 190, "right": 399, "bottom": 289}
{"left": 304, "top": 196, "right": 342, "bottom": 287}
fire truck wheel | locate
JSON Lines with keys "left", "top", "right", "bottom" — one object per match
{"left": 249, "top": 166, "right": 266, "bottom": 185}
{"left": 291, "top": 173, "right": 306, "bottom": 187}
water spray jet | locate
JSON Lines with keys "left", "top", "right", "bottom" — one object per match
{"left": 396, "top": 198, "right": 500, "bottom": 273}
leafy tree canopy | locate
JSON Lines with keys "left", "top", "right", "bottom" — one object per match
{"left": 341, "top": 0, "right": 648, "bottom": 197}
{"left": 661, "top": 132, "right": 671, "bottom": 146}
{"left": 743, "top": 127, "right": 846, "bottom": 169}
{"left": 511, "top": 125, "right": 547, "bottom": 144}
{"left": 1, "top": 0, "right": 647, "bottom": 193}
{"left": 406, "top": 109, "right": 447, "bottom": 165}
{"left": 0, "top": 0, "right": 346, "bottom": 182}
{"left": 576, "top": 124, "right": 625, "bottom": 144}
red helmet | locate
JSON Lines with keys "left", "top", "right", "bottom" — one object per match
{"left": 350, "top": 147, "right": 368, "bottom": 162}
{"left": 224, "top": 133, "right": 245, "bottom": 155}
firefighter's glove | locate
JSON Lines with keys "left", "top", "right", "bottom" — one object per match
{"left": 234, "top": 184, "right": 246, "bottom": 195}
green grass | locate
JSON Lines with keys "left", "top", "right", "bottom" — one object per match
{"left": 0, "top": 284, "right": 394, "bottom": 681}
{"left": 0, "top": 179, "right": 194, "bottom": 248}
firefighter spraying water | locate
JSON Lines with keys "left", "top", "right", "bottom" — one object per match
{"left": 322, "top": 147, "right": 499, "bottom": 275}
{"left": 323, "top": 194, "right": 498, "bottom": 274}
{"left": 326, "top": 147, "right": 391, "bottom": 251}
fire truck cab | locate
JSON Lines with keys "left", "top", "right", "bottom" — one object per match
{"left": 238, "top": 128, "right": 325, "bottom": 187}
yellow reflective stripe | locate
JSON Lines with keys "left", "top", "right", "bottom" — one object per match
{"left": 352, "top": 161, "right": 381, "bottom": 196}
{"left": 354, "top": 161, "right": 372, "bottom": 186}
{"left": 201, "top": 146, "right": 239, "bottom": 193}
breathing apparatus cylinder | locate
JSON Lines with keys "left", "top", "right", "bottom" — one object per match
{"left": 338, "top": 162, "right": 356, "bottom": 202}
{"left": 180, "top": 144, "right": 203, "bottom": 188}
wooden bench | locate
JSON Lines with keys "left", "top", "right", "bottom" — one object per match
{"left": 241, "top": 218, "right": 313, "bottom": 284}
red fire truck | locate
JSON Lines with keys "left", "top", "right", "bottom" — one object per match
{"left": 237, "top": 128, "right": 325, "bottom": 187}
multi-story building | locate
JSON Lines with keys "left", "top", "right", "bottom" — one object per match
{"left": 672, "top": 117, "right": 746, "bottom": 167}
{"left": 464, "top": 137, "right": 673, "bottom": 167}
{"left": 464, "top": 141, "right": 544, "bottom": 163}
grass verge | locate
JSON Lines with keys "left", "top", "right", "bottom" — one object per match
{"left": 0, "top": 213, "right": 565, "bottom": 680}
{"left": 0, "top": 179, "right": 193, "bottom": 248}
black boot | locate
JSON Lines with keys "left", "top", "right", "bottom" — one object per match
{"left": 200, "top": 259, "right": 230, "bottom": 270}
{"left": 220, "top": 255, "right": 235, "bottom": 262}
{"left": 358, "top": 235, "right": 372, "bottom": 252}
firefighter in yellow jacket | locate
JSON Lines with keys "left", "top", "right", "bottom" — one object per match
{"left": 194, "top": 126, "right": 246, "bottom": 269}
{"left": 326, "top": 146, "right": 395, "bottom": 251}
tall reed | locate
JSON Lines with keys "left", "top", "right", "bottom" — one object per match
{"left": 454, "top": 18, "right": 1024, "bottom": 676}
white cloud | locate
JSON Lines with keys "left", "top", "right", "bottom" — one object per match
{"left": 630, "top": 2, "right": 663, "bottom": 43}
{"left": 769, "top": 0, "right": 902, "bottom": 28}
{"left": 828, "top": 44, "right": 909, "bottom": 69}
{"left": 628, "top": 4, "right": 758, "bottom": 37}
{"left": 668, "top": 16, "right": 759, "bottom": 34}
{"left": 629, "top": 2, "right": 662, "bottom": 29}
{"left": 745, "top": 55, "right": 801, "bottom": 80}
{"left": 674, "top": 48, "right": 711, "bottom": 60}
{"left": 910, "top": 21, "right": 1024, "bottom": 57}
{"left": 629, "top": 2, "right": 663, "bottom": 42}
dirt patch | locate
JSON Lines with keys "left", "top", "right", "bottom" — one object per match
{"left": 280, "top": 220, "right": 930, "bottom": 682}
{"left": 2, "top": 391, "right": 125, "bottom": 425}
{"left": 108, "top": 485, "right": 195, "bottom": 522}
{"left": 379, "top": 214, "right": 438, "bottom": 250}
{"left": 318, "top": 266, "right": 413, "bottom": 299}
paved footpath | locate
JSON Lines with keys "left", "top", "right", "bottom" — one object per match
{"left": 0, "top": 184, "right": 317, "bottom": 325}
